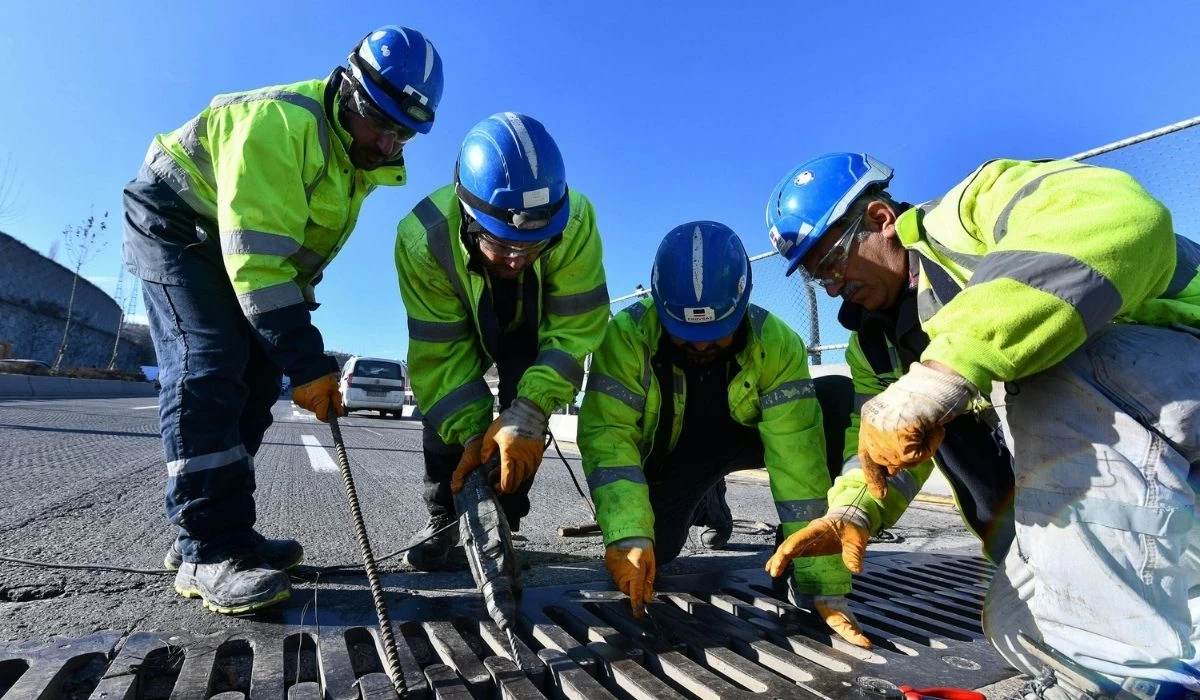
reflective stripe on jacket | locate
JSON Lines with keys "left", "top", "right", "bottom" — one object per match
{"left": 395, "top": 185, "right": 609, "bottom": 447}
{"left": 579, "top": 299, "right": 851, "bottom": 595}
{"left": 131, "top": 69, "right": 408, "bottom": 384}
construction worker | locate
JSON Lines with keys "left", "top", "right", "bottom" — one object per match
{"left": 578, "top": 221, "right": 873, "bottom": 649}
{"left": 395, "top": 112, "right": 608, "bottom": 570}
{"left": 121, "top": 26, "right": 445, "bottom": 614}
{"left": 762, "top": 153, "right": 1200, "bottom": 698}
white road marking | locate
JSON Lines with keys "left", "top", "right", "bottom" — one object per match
{"left": 132, "top": 405, "right": 159, "bottom": 410}
{"left": 300, "top": 434, "right": 338, "bottom": 473}
{"left": 293, "top": 410, "right": 314, "bottom": 420}
{"left": 360, "top": 427, "right": 382, "bottom": 437}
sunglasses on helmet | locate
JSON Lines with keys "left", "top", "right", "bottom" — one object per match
{"left": 453, "top": 175, "right": 570, "bottom": 232}
{"left": 344, "top": 78, "right": 418, "bottom": 143}
{"left": 348, "top": 48, "right": 435, "bottom": 125}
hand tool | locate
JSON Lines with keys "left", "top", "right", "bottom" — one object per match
{"left": 453, "top": 453, "right": 525, "bottom": 667}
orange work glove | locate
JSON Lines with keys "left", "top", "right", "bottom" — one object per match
{"left": 449, "top": 436, "right": 484, "bottom": 493}
{"left": 765, "top": 506, "right": 871, "bottom": 577}
{"left": 813, "top": 595, "right": 872, "bottom": 649}
{"left": 858, "top": 362, "right": 975, "bottom": 499}
{"left": 480, "top": 397, "right": 547, "bottom": 494}
{"left": 604, "top": 538, "right": 655, "bottom": 618}
{"left": 292, "top": 374, "right": 345, "bottom": 423}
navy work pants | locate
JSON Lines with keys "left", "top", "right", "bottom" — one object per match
{"left": 125, "top": 173, "right": 281, "bottom": 563}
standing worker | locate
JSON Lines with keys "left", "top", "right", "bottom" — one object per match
{"left": 578, "top": 221, "right": 872, "bottom": 649}
{"left": 122, "top": 26, "right": 445, "bottom": 614}
{"left": 762, "top": 152, "right": 1200, "bottom": 697}
{"left": 395, "top": 112, "right": 609, "bottom": 570}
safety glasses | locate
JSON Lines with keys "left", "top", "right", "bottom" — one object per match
{"left": 345, "top": 79, "right": 418, "bottom": 143}
{"left": 348, "top": 49, "right": 435, "bottom": 125}
{"left": 805, "top": 212, "right": 865, "bottom": 289}
{"left": 476, "top": 230, "right": 553, "bottom": 259}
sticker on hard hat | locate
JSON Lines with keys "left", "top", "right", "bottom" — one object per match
{"left": 794, "top": 171, "right": 814, "bottom": 186}
{"left": 523, "top": 188, "right": 550, "bottom": 208}
{"left": 769, "top": 227, "right": 793, "bottom": 255}
{"left": 684, "top": 307, "right": 716, "bottom": 323}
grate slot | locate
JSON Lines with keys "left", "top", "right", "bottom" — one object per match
{"left": 422, "top": 621, "right": 491, "bottom": 696}
{"left": 422, "top": 663, "right": 473, "bottom": 700}
{"left": 586, "top": 641, "right": 686, "bottom": 700}
{"left": 0, "top": 660, "right": 26, "bottom": 697}
{"left": 536, "top": 648, "right": 614, "bottom": 700}
{"left": 283, "top": 633, "right": 321, "bottom": 690}
{"left": 483, "top": 657, "right": 547, "bottom": 700}
{"left": 521, "top": 615, "right": 596, "bottom": 678}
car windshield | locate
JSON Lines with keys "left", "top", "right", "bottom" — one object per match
{"left": 354, "top": 360, "right": 403, "bottom": 380}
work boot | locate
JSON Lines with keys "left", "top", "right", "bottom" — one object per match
{"left": 403, "top": 514, "right": 460, "bottom": 571}
{"left": 695, "top": 482, "right": 733, "bottom": 550}
{"left": 700, "top": 526, "right": 731, "bottom": 549}
{"left": 173, "top": 550, "right": 292, "bottom": 614}
{"left": 163, "top": 532, "right": 304, "bottom": 571}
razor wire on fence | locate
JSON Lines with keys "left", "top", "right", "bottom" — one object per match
{"left": 608, "top": 115, "right": 1200, "bottom": 366}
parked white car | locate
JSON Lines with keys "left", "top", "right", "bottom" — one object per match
{"left": 339, "top": 356, "right": 408, "bottom": 418}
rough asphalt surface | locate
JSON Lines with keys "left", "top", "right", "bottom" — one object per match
{"left": 0, "top": 395, "right": 1023, "bottom": 695}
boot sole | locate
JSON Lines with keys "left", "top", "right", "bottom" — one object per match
{"left": 164, "top": 551, "right": 304, "bottom": 572}
{"left": 174, "top": 584, "right": 292, "bottom": 614}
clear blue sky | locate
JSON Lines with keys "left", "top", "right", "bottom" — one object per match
{"left": 2, "top": 1, "right": 1199, "bottom": 362}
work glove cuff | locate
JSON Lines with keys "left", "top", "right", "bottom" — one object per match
{"left": 903, "top": 362, "right": 976, "bottom": 417}
{"left": 824, "top": 506, "right": 871, "bottom": 532}
{"left": 506, "top": 397, "right": 549, "bottom": 438}
{"left": 608, "top": 537, "right": 653, "bottom": 551}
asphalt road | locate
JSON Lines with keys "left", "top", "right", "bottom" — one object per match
{"left": 0, "top": 395, "right": 981, "bottom": 647}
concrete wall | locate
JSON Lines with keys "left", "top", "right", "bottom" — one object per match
{"left": 0, "top": 231, "right": 155, "bottom": 371}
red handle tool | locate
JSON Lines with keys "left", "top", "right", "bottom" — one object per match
{"left": 898, "top": 687, "right": 986, "bottom": 700}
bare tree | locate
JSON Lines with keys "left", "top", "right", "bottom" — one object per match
{"left": 52, "top": 209, "right": 109, "bottom": 374}
{"left": 108, "top": 269, "right": 139, "bottom": 371}
{"left": 0, "top": 154, "right": 22, "bottom": 225}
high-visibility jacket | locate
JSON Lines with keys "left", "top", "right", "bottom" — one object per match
{"left": 395, "top": 185, "right": 609, "bottom": 447}
{"left": 579, "top": 298, "right": 851, "bottom": 595}
{"left": 125, "top": 68, "right": 407, "bottom": 385}
{"left": 829, "top": 158, "right": 1200, "bottom": 546}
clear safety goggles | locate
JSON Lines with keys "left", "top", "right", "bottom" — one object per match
{"left": 476, "top": 229, "right": 553, "bottom": 259}
{"left": 806, "top": 212, "right": 865, "bottom": 289}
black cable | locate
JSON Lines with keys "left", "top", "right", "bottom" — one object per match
{"left": 548, "top": 430, "right": 596, "bottom": 517}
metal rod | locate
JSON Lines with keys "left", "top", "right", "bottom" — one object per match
{"left": 329, "top": 416, "right": 407, "bottom": 697}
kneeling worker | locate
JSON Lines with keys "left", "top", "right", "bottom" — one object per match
{"left": 578, "top": 221, "right": 872, "bottom": 648}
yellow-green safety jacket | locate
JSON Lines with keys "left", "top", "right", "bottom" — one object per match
{"left": 579, "top": 298, "right": 851, "bottom": 595}
{"left": 126, "top": 68, "right": 407, "bottom": 385}
{"left": 828, "top": 158, "right": 1200, "bottom": 553}
{"left": 395, "top": 185, "right": 609, "bottom": 446}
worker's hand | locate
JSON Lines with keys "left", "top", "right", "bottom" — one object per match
{"left": 292, "top": 374, "right": 345, "bottom": 423}
{"left": 480, "top": 398, "right": 547, "bottom": 494}
{"left": 766, "top": 506, "right": 871, "bottom": 576}
{"left": 449, "top": 435, "right": 484, "bottom": 493}
{"left": 858, "top": 362, "right": 975, "bottom": 498}
{"left": 605, "top": 538, "right": 655, "bottom": 618}
{"left": 813, "top": 595, "right": 872, "bottom": 649}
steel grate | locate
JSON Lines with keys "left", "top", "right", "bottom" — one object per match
{"left": 0, "top": 552, "right": 1010, "bottom": 699}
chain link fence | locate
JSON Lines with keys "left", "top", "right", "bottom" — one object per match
{"left": 609, "top": 115, "right": 1200, "bottom": 365}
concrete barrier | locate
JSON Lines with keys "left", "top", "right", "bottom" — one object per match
{"left": 0, "top": 374, "right": 158, "bottom": 399}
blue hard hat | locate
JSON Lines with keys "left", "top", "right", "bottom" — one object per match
{"left": 348, "top": 26, "right": 444, "bottom": 134}
{"left": 454, "top": 112, "right": 570, "bottom": 242}
{"left": 651, "top": 221, "right": 752, "bottom": 343}
{"left": 765, "top": 153, "right": 893, "bottom": 276}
